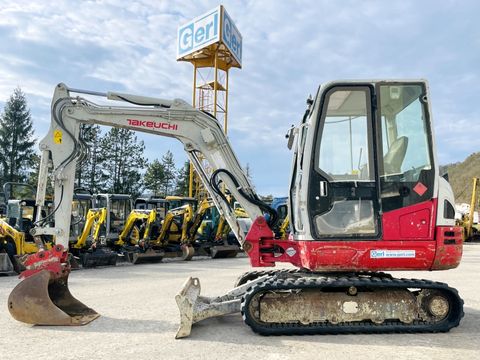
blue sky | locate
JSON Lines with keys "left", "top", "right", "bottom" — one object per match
{"left": 1, "top": 0, "right": 479, "bottom": 196}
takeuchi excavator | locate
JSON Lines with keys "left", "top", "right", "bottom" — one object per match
{"left": 8, "top": 81, "right": 464, "bottom": 338}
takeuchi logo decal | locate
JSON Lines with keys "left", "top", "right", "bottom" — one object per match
{"left": 127, "top": 119, "right": 178, "bottom": 131}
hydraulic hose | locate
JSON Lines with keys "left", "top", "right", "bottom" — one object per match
{"left": 210, "top": 168, "right": 279, "bottom": 228}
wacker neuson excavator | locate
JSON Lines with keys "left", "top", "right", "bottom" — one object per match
{"left": 7, "top": 80, "right": 464, "bottom": 338}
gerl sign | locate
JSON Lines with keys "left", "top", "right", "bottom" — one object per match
{"left": 177, "top": 6, "right": 242, "bottom": 67}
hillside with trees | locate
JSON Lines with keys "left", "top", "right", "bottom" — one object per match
{"left": 442, "top": 152, "right": 480, "bottom": 204}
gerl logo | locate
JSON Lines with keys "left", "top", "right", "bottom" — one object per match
{"left": 177, "top": 8, "right": 220, "bottom": 58}
{"left": 222, "top": 8, "right": 242, "bottom": 66}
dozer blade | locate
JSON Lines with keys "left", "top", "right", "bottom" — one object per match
{"left": 8, "top": 269, "right": 99, "bottom": 325}
{"left": 127, "top": 248, "right": 165, "bottom": 264}
{"left": 210, "top": 244, "right": 239, "bottom": 259}
{"left": 0, "top": 253, "right": 15, "bottom": 275}
{"left": 175, "top": 276, "right": 266, "bottom": 338}
{"left": 80, "top": 248, "right": 118, "bottom": 268}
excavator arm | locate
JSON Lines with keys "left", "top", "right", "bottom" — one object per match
{"left": 32, "top": 83, "right": 265, "bottom": 250}
{"left": 73, "top": 208, "right": 107, "bottom": 249}
{"left": 116, "top": 209, "right": 151, "bottom": 246}
{"left": 8, "top": 82, "right": 274, "bottom": 332}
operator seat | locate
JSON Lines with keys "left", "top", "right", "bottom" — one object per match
{"left": 383, "top": 136, "right": 408, "bottom": 174}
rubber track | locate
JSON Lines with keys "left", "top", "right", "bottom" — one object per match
{"left": 234, "top": 269, "right": 393, "bottom": 287}
{"left": 241, "top": 274, "right": 464, "bottom": 335}
{"left": 234, "top": 269, "right": 301, "bottom": 287}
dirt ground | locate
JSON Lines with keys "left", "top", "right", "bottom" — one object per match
{"left": 0, "top": 246, "right": 479, "bottom": 360}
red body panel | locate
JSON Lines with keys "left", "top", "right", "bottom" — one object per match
{"left": 382, "top": 199, "right": 437, "bottom": 240}
{"left": 245, "top": 199, "right": 463, "bottom": 272}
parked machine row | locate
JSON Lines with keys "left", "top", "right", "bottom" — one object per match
{"left": 0, "top": 184, "right": 244, "bottom": 274}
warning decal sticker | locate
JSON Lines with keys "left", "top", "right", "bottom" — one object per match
{"left": 413, "top": 182, "right": 427, "bottom": 196}
{"left": 53, "top": 130, "right": 62, "bottom": 144}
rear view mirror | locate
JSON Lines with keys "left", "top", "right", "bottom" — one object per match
{"left": 286, "top": 125, "right": 295, "bottom": 150}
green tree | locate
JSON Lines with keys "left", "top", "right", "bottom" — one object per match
{"left": 75, "top": 124, "right": 103, "bottom": 192}
{"left": 144, "top": 159, "right": 165, "bottom": 196}
{"left": 175, "top": 161, "right": 190, "bottom": 196}
{"left": 244, "top": 163, "right": 255, "bottom": 189}
{"left": 161, "top": 150, "right": 176, "bottom": 196}
{"left": 0, "top": 88, "right": 36, "bottom": 185}
{"left": 99, "top": 128, "right": 147, "bottom": 195}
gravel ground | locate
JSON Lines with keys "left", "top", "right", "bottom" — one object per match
{"left": 0, "top": 246, "right": 479, "bottom": 360}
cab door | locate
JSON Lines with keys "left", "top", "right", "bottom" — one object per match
{"left": 308, "top": 85, "right": 381, "bottom": 239}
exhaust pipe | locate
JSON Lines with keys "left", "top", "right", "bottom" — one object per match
{"left": 7, "top": 245, "right": 99, "bottom": 326}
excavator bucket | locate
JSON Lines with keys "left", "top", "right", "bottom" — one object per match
{"left": 210, "top": 244, "right": 239, "bottom": 259}
{"left": 7, "top": 245, "right": 99, "bottom": 326}
{"left": 8, "top": 270, "right": 99, "bottom": 325}
{"left": 0, "top": 253, "right": 15, "bottom": 275}
{"left": 126, "top": 248, "right": 165, "bottom": 264}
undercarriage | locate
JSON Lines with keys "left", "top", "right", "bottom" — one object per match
{"left": 176, "top": 270, "right": 464, "bottom": 338}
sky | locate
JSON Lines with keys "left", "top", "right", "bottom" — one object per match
{"left": 0, "top": 0, "right": 479, "bottom": 196}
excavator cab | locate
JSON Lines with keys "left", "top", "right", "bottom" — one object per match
{"left": 0, "top": 183, "right": 54, "bottom": 274}
{"left": 69, "top": 190, "right": 93, "bottom": 242}
{"left": 289, "top": 82, "right": 458, "bottom": 269}
{"left": 135, "top": 197, "right": 170, "bottom": 220}
{"left": 95, "top": 194, "right": 133, "bottom": 245}
{"left": 166, "top": 196, "right": 198, "bottom": 213}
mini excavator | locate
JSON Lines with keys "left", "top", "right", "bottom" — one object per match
{"left": 7, "top": 81, "right": 464, "bottom": 337}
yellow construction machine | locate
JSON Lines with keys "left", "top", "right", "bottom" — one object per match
{"left": 67, "top": 193, "right": 132, "bottom": 267}
{"left": 69, "top": 207, "right": 117, "bottom": 267}
{"left": 0, "top": 183, "right": 54, "bottom": 274}
{"left": 114, "top": 203, "right": 195, "bottom": 263}
{"left": 183, "top": 198, "right": 240, "bottom": 258}
{"left": 116, "top": 208, "right": 165, "bottom": 264}
{"left": 457, "top": 177, "right": 480, "bottom": 242}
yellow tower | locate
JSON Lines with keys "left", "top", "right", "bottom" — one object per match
{"left": 177, "top": 5, "right": 242, "bottom": 199}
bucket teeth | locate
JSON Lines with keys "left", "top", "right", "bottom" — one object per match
{"left": 8, "top": 269, "right": 99, "bottom": 326}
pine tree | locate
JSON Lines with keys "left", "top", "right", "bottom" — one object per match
{"left": 175, "top": 161, "right": 190, "bottom": 196}
{"left": 99, "top": 128, "right": 147, "bottom": 196}
{"left": 0, "top": 88, "right": 36, "bottom": 185}
{"left": 144, "top": 159, "right": 166, "bottom": 196}
{"left": 244, "top": 163, "right": 255, "bottom": 189}
{"left": 161, "top": 150, "right": 176, "bottom": 196}
{"left": 75, "top": 124, "right": 103, "bottom": 192}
